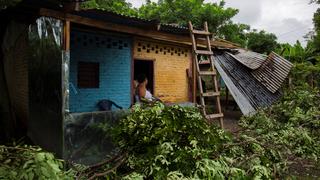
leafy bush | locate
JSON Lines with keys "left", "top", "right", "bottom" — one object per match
{"left": 240, "top": 88, "right": 320, "bottom": 161}
{"left": 113, "top": 103, "right": 230, "bottom": 178}
{"left": 0, "top": 145, "right": 73, "bottom": 180}
{"left": 96, "top": 103, "right": 286, "bottom": 179}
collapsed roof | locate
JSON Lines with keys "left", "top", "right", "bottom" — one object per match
{"left": 214, "top": 49, "right": 293, "bottom": 115}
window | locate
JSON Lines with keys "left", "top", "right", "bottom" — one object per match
{"left": 77, "top": 62, "right": 99, "bottom": 88}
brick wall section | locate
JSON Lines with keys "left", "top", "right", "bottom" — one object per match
{"left": 69, "top": 30, "right": 132, "bottom": 112}
{"left": 134, "top": 39, "right": 192, "bottom": 103}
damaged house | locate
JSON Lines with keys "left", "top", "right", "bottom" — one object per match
{"left": 0, "top": 0, "right": 292, "bottom": 165}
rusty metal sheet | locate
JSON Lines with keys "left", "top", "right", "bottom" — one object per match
{"left": 214, "top": 57, "right": 256, "bottom": 115}
{"left": 213, "top": 52, "right": 282, "bottom": 115}
{"left": 227, "top": 49, "right": 267, "bottom": 70}
{"left": 251, "top": 52, "right": 293, "bottom": 93}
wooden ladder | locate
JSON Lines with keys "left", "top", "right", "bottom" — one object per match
{"left": 188, "top": 21, "right": 224, "bottom": 128}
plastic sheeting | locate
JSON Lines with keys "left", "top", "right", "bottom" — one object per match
{"left": 64, "top": 110, "right": 128, "bottom": 165}
{"left": 27, "top": 17, "right": 64, "bottom": 157}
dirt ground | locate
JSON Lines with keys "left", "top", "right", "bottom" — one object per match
{"left": 222, "top": 109, "right": 242, "bottom": 133}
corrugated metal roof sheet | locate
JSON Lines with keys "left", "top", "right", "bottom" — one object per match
{"left": 227, "top": 49, "right": 267, "bottom": 70}
{"left": 159, "top": 23, "right": 189, "bottom": 34}
{"left": 252, "top": 52, "right": 293, "bottom": 93}
{"left": 213, "top": 52, "right": 283, "bottom": 115}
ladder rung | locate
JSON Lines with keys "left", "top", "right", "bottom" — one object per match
{"left": 195, "top": 50, "right": 213, "bottom": 55}
{"left": 192, "top": 30, "right": 211, "bottom": 35}
{"left": 206, "top": 113, "right": 224, "bottom": 119}
{"left": 199, "top": 71, "right": 216, "bottom": 76}
{"left": 202, "top": 91, "right": 220, "bottom": 97}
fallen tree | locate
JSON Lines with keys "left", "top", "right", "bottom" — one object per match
{"left": 1, "top": 88, "right": 319, "bottom": 179}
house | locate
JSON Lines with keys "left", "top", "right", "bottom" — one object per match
{"left": 0, "top": 1, "right": 291, "bottom": 165}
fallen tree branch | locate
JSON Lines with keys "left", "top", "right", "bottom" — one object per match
{"left": 87, "top": 153, "right": 127, "bottom": 180}
{"left": 88, "top": 153, "right": 122, "bottom": 169}
{"left": 77, "top": 152, "right": 127, "bottom": 180}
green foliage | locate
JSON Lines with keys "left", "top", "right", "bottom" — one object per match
{"left": 240, "top": 88, "right": 320, "bottom": 162}
{"left": 138, "top": 0, "right": 238, "bottom": 34}
{"left": 289, "top": 62, "right": 320, "bottom": 88}
{"left": 276, "top": 41, "right": 320, "bottom": 88}
{"left": 246, "top": 30, "right": 278, "bottom": 54}
{"left": 2, "top": 89, "right": 319, "bottom": 179}
{"left": 277, "top": 41, "right": 318, "bottom": 63}
{"left": 0, "top": 0, "right": 22, "bottom": 10}
{"left": 0, "top": 145, "right": 74, "bottom": 180}
{"left": 96, "top": 103, "right": 289, "bottom": 179}
{"left": 218, "top": 23, "right": 250, "bottom": 47}
{"left": 113, "top": 103, "right": 229, "bottom": 178}
{"left": 81, "top": 0, "right": 138, "bottom": 16}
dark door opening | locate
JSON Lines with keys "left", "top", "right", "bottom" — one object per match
{"left": 134, "top": 60, "right": 154, "bottom": 94}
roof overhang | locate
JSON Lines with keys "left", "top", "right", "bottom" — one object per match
{"left": 38, "top": 8, "right": 239, "bottom": 49}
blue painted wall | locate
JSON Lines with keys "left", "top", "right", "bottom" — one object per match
{"left": 69, "top": 30, "right": 132, "bottom": 112}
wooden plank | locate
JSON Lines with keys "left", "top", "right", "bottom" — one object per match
{"left": 206, "top": 113, "right": 223, "bottom": 119}
{"left": 39, "top": 8, "right": 239, "bottom": 49}
{"left": 192, "top": 30, "right": 211, "bottom": 35}
{"left": 63, "top": 20, "right": 70, "bottom": 51}
{"left": 188, "top": 21, "right": 197, "bottom": 103}
{"left": 202, "top": 91, "right": 220, "bottom": 97}
{"left": 195, "top": 50, "right": 213, "bottom": 55}
{"left": 204, "top": 22, "right": 212, "bottom": 51}
{"left": 199, "top": 71, "right": 216, "bottom": 76}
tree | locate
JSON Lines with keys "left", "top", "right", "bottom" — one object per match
{"left": 138, "top": 0, "right": 238, "bottom": 35}
{"left": 246, "top": 30, "right": 278, "bottom": 54}
{"left": 81, "top": 0, "right": 138, "bottom": 16}
{"left": 277, "top": 41, "right": 319, "bottom": 63}
{"left": 218, "top": 23, "right": 250, "bottom": 47}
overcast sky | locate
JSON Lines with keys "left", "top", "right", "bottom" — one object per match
{"left": 128, "top": 0, "right": 319, "bottom": 46}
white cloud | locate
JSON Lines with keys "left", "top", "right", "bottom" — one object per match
{"left": 129, "top": 0, "right": 152, "bottom": 7}
{"left": 218, "top": 0, "right": 318, "bottom": 46}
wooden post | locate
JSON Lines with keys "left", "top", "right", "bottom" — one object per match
{"left": 63, "top": 21, "right": 70, "bottom": 51}
{"left": 188, "top": 22, "right": 197, "bottom": 103}
{"left": 225, "top": 88, "right": 229, "bottom": 110}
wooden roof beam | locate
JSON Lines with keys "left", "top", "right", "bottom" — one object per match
{"left": 39, "top": 8, "right": 238, "bottom": 49}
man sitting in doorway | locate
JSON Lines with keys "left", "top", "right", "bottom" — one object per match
{"left": 135, "top": 74, "right": 161, "bottom": 103}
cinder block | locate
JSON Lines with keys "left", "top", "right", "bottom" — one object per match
{"left": 133, "top": 39, "right": 192, "bottom": 103}
{"left": 69, "top": 31, "right": 132, "bottom": 112}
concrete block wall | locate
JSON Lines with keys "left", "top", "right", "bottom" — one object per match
{"left": 69, "top": 30, "right": 132, "bottom": 112}
{"left": 134, "top": 38, "right": 192, "bottom": 103}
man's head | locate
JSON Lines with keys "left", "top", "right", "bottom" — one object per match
{"left": 137, "top": 74, "right": 148, "bottom": 84}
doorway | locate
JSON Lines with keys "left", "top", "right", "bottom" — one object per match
{"left": 134, "top": 59, "right": 154, "bottom": 94}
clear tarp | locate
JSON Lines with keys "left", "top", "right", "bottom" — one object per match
{"left": 27, "top": 17, "right": 64, "bottom": 157}
{"left": 64, "top": 110, "right": 128, "bottom": 165}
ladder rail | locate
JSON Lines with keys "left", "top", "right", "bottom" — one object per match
{"left": 188, "top": 21, "right": 224, "bottom": 128}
